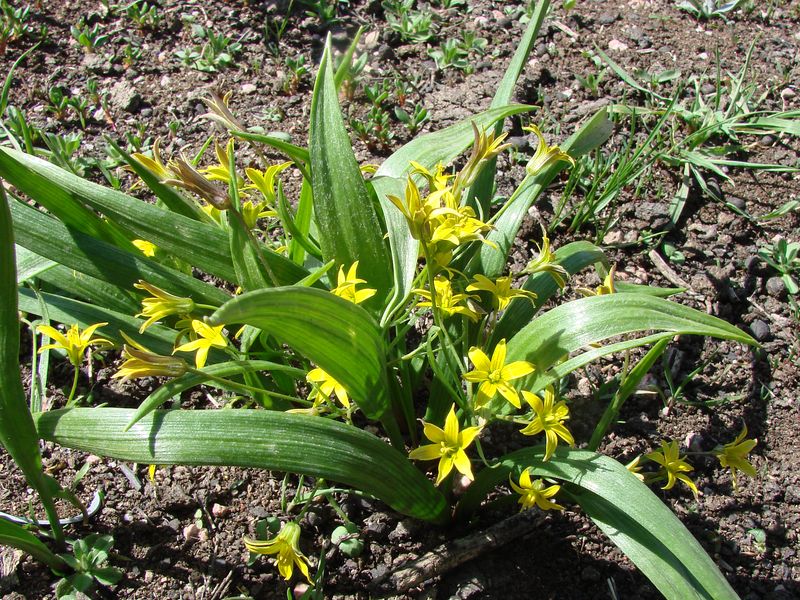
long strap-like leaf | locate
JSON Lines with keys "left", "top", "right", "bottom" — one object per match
{"left": 210, "top": 287, "right": 391, "bottom": 421}
{"left": 34, "top": 408, "right": 448, "bottom": 524}
{"left": 467, "top": 0, "right": 550, "bottom": 214}
{"left": 310, "top": 40, "right": 392, "bottom": 308}
{"left": 506, "top": 294, "right": 756, "bottom": 388}
{"left": 10, "top": 196, "right": 230, "bottom": 307}
{"left": 0, "top": 187, "right": 62, "bottom": 541}
{"left": 0, "top": 519, "right": 66, "bottom": 571}
{"left": 490, "top": 240, "right": 607, "bottom": 344}
{"left": 466, "top": 108, "right": 613, "bottom": 279}
{"left": 455, "top": 448, "right": 738, "bottom": 600}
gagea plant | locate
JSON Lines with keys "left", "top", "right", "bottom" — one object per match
{"left": 0, "top": 2, "right": 757, "bottom": 597}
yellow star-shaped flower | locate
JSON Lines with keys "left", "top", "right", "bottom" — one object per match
{"left": 408, "top": 405, "right": 482, "bottom": 485}
{"left": 519, "top": 387, "right": 575, "bottom": 461}
{"left": 173, "top": 320, "right": 227, "bottom": 368}
{"left": 330, "top": 261, "right": 376, "bottom": 305}
{"left": 714, "top": 425, "right": 757, "bottom": 491}
{"left": 466, "top": 274, "right": 537, "bottom": 312}
{"left": 463, "top": 339, "right": 534, "bottom": 408}
{"left": 646, "top": 440, "right": 699, "bottom": 498}
{"left": 306, "top": 367, "right": 350, "bottom": 409}
{"left": 509, "top": 469, "right": 564, "bottom": 512}
{"left": 37, "top": 322, "right": 111, "bottom": 368}
{"left": 244, "top": 521, "right": 311, "bottom": 583}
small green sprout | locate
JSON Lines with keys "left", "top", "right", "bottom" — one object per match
{"left": 758, "top": 238, "right": 800, "bottom": 294}
{"left": 55, "top": 534, "right": 123, "bottom": 599}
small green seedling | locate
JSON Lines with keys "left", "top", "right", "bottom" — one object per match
{"left": 56, "top": 534, "right": 123, "bottom": 599}
{"left": 759, "top": 238, "right": 800, "bottom": 294}
{"left": 676, "top": 0, "right": 745, "bottom": 20}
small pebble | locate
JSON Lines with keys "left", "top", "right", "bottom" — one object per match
{"left": 183, "top": 523, "right": 202, "bottom": 541}
{"left": 211, "top": 503, "right": 230, "bottom": 518}
{"left": 728, "top": 196, "right": 746, "bottom": 210}
{"left": 241, "top": 83, "right": 257, "bottom": 95}
{"left": 765, "top": 277, "right": 786, "bottom": 298}
{"left": 608, "top": 39, "right": 628, "bottom": 51}
{"left": 293, "top": 583, "right": 310, "bottom": 599}
{"left": 749, "top": 319, "right": 771, "bottom": 342}
{"left": 598, "top": 12, "right": 618, "bottom": 25}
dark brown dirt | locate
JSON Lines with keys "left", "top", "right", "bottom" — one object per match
{"left": 1, "top": 1, "right": 799, "bottom": 599}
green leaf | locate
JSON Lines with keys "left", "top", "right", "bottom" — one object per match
{"left": 126, "top": 360, "right": 305, "bottom": 429}
{"left": 35, "top": 408, "right": 448, "bottom": 523}
{"left": 456, "top": 448, "right": 738, "bottom": 600}
{"left": 10, "top": 196, "right": 230, "bottom": 308}
{"left": 467, "top": 108, "right": 613, "bottom": 279}
{"left": 467, "top": 0, "right": 550, "bottom": 213}
{"left": 507, "top": 294, "right": 756, "bottom": 385}
{"left": 210, "top": 287, "right": 391, "bottom": 421}
{"left": 0, "top": 519, "right": 66, "bottom": 571}
{"left": 15, "top": 245, "right": 56, "bottom": 283}
{"left": 0, "top": 187, "right": 63, "bottom": 540}
{"left": 1, "top": 146, "right": 236, "bottom": 281}
{"left": 227, "top": 147, "right": 273, "bottom": 291}
{"left": 35, "top": 265, "right": 140, "bottom": 315}
{"left": 18, "top": 288, "right": 180, "bottom": 357}
{"left": 373, "top": 104, "right": 536, "bottom": 319}
{"left": 0, "top": 147, "right": 134, "bottom": 251}
{"left": 491, "top": 241, "right": 607, "bottom": 344}
{"left": 309, "top": 41, "right": 392, "bottom": 306}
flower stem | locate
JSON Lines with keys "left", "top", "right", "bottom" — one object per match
{"left": 66, "top": 367, "right": 79, "bottom": 404}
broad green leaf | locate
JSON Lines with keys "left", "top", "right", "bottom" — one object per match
{"left": 18, "top": 288, "right": 181, "bottom": 357}
{"left": 10, "top": 196, "right": 230, "bottom": 308}
{"left": 468, "top": 0, "right": 550, "bottom": 213}
{"left": 227, "top": 148, "right": 273, "bottom": 291}
{"left": 373, "top": 104, "right": 536, "bottom": 320}
{"left": 491, "top": 241, "right": 607, "bottom": 344}
{"left": 0, "top": 147, "right": 134, "bottom": 251}
{"left": 126, "top": 360, "right": 306, "bottom": 429}
{"left": 310, "top": 41, "right": 392, "bottom": 306}
{"left": 35, "top": 408, "right": 448, "bottom": 524}
{"left": 456, "top": 448, "right": 738, "bottom": 600}
{"left": 36, "top": 265, "right": 140, "bottom": 315}
{"left": 0, "top": 519, "right": 66, "bottom": 571}
{"left": 506, "top": 294, "right": 757, "bottom": 390}
{"left": 1, "top": 146, "right": 236, "bottom": 281}
{"left": 0, "top": 188, "right": 62, "bottom": 540}
{"left": 467, "top": 108, "right": 613, "bottom": 279}
{"left": 210, "top": 287, "right": 391, "bottom": 421}
{"left": 15, "top": 245, "right": 56, "bottom": 283}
